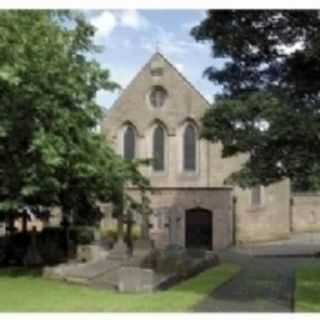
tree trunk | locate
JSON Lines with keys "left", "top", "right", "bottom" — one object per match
{"left": 125, "top": 212, "right": 134, "bottom": 255}
{"left": 7, "top": 214, "right": 15, "bottom": 235}
{"left": 61, "top": 212, "right": 72, "bottom": 258}
{"left": 22, "top": 210, "right": 28, "bottom": 233}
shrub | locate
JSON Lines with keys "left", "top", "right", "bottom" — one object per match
{"left": 4, "top": 233, "right": 30, "bottom": 264}
{"left": 70, "top": 226, "right": 95, "bottom": 245}
{"left": 101, "top": 225, "right": 141, "bottom": 242}
{"left": 39, "top": 227, "right": 64, "bottom": 244}
{"left": 1, "top": 225, "right": 96, "bottom": 266}
{"left": 101, "top": 226, "right": 117, "bottom": 242}
{"left": 39, "top": 227, "right": 69, "bottom": 264}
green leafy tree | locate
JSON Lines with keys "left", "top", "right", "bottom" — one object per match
{"left": 108, "top": 157, "right": 151, "bottom": 248}
{"left": 192, "top": 10, "right": 320, "bottom": 190}
{"left": 0, "top": 11, "right": 150, "bottom": 234}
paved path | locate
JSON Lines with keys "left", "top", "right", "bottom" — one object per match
{"left": 194, "top": 251, "right": 319, "bottom": 312}
{"left": 233, "top": 232, "right": 320, "bottom": 257}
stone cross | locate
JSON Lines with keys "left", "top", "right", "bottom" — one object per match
{"left": 0, "top": 223, "right": 5, "bottom": 237}
{"left": 155, "top": 41, "right": 160, "bottom": 53}
{"left": 166, "top": 208, "right": 182, "bottom": 247}
{"left": 123, "top": 212, "right": 136, "bottom": 255}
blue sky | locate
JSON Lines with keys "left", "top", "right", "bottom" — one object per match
{"left": 84, "top": 10, "right": 224, "bottom": 109}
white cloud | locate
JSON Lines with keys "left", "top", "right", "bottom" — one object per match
{"left": 142, "top": 26, "right": 208, "bottom": 57}
{"left": 142, "top": 26, "right": 187, "bottom": 56}
{"left": 91, "top": 11, "right": 117, "bottom": 41}
{"left": 174, "top": 63, "right": 184, "bottom": 73}
{"left": 90, "top": 10, "right": 149, "bottom": 44}
{"left": 204, "top": 94, "right": 213, "bottom": 104}
{"left": 276, "top": 40, "right": 305, "bottom": 55}
{"left": 143, "top": 29, "right": 180, "bottom": 55}
{"left": 119, "top": 10, "right": 149, "bottom": 30}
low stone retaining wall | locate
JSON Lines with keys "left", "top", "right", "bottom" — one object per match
{"left": 291, "top": 193, "right": 320, "bottom": 233}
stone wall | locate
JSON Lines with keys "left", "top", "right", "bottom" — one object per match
{"left": 128, "top": 187, "right": 234, "bottom": 251}
{"left": 101, "top": 52, "right": 292, "bottom": 247}
{"left": 291, "top": 193, "right": 320, "bottom": 233}
{"left": 235, "top": 179, "right": 291, "bottom": 244}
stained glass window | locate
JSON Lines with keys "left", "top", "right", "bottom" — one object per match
{"left": 153, "top": 125, "right": 165, "bottom": 171}
{"left": 184, "top": 124, "right": 196, "bottom": 171}
{"left": 123, "top": 126, "right": 135, "bottom": 161}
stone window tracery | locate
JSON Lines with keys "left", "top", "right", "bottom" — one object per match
{"left": 153, "top": 125, "right": 165, "bottom": 171}
{"left": 183, "top": 124, "right": 197, "bottom": 171}
{"left": 149, "top": 86, "right": 168, "bottom": 109}
{"left": 123, "top": 126, "right": 136, "bottom": 161}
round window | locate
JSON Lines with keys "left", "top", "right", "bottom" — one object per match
{"left": 149, "top": 86, "right": 168, "bottom": 109}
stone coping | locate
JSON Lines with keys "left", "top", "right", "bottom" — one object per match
{"left": 127, "top": 186, "right": 233, "bottom": 191}
{"left": 292, "top": 192, "right": 320, "bottom": 197}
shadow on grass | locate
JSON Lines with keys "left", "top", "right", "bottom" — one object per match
{"left": 0, "top": 266, "right": 42, "bottom": 278}
{"left": 0, "top": 262, "right": 241, "bottom": 312}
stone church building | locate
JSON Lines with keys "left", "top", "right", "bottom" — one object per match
{"left": 101, "top": 52, "right": 291, "bottom": 251}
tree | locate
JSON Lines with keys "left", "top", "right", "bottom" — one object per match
{"left": 192, "top": 10, "right": 320, "bottom": 190}
{"left": 0, "top": 11, "right": 150, "bottom": 232}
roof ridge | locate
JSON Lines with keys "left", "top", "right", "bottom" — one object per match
{"left": 103, "top": 51, "right": 211, "bottom": 117}
{"left": 154, "top": 52, "right": 211, "bottom": 107}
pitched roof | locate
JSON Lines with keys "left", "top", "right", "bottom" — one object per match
{"left": 153, "top": 52, "right": 211, "bottom": 107}
{"left": 106, "top": 51, "right": 211, "bottom": 112}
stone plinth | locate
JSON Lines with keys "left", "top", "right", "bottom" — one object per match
{"left": 108, "top": 239, "right": 128, "bottom": 260}
{"left": 76, "top": 245, "right": 108, "bottom": 263}
{"left": 118, "top": 267, "right": 154, "bottom": 293}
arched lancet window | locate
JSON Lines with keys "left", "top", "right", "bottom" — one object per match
{"left": 123, "top": 126, "right": 135, "bottom": 161}
{"left": 153, "top": 125, "right": 165, "bottom": 171}
{"left": 183, "top": 123, "right": 197, "bottom": 171}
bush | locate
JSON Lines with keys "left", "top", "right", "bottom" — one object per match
{"left": 101, "top": 225, "right": 141, "bottom": 242}
{"left": 1, "top": 225, "right": 96, "bottom": 266}
{"left": 70, "top": 226, "right": 95, "bottom": 245}
{"left": 39, "top": 227, "right": 69, "bottom": 264}
{"left": 4, "top": 233, "right": 30, "bottom": 264}
{"left": 2, "top": 228, "right": 67, "bottom": 265}
{"left": 39, "top": 227, "right": 64, "bottom": 244}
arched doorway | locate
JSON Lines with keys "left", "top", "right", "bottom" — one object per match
{"left": 185, "top": 208, "right": 213, "bottom": 250}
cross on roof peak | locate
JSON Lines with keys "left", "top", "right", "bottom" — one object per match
{"left": 155, "top": 41, "right": 161, "bottom": 53}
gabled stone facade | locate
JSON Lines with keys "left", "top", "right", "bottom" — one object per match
{"left": 101, "top": 52, "right": 291, "bottom": 250}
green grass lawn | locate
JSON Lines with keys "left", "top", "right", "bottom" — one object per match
{"left": 0, "top": 263, "right": 239, "bottom": 312}
{"left": 295, "top": 263, "right": 320, "bottom": 312}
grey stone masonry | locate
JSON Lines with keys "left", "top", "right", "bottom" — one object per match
{"left": 118, "top": 267, "right": 155, "bottom": 293}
